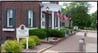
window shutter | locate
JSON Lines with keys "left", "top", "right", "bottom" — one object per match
{"left": 26, "top": 10, "right": 28, "bottom": 27}
{"left": 3, "top": 10, "right": 7, "bottom": 28}
{"left": 12, "top": 9, "right": 16, "bottom": 28}
{"left": 33, "top": 11, "right": 36, "bottom": 27}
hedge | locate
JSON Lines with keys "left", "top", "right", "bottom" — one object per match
{"left": 29, "top": 29, "right": 65, "bottom": 38}
{"left": 29, "top": 29, "right": 46, "bottom": 39}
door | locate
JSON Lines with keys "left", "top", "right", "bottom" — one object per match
{"left": 41, "top": 12, "right": 46, "bottom": 29}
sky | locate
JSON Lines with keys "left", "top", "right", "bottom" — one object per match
{"left": 59, "top": 2, "right": 97, "bottom": 14}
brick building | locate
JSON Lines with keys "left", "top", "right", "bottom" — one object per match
{"left": 0, "top": 1, "right": 61, "bottom": 43}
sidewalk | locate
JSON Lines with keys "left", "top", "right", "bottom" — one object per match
{"left": 43, "top": 31, "right": 97, "bottom": 53}
{"left": 22, "top": 43, "right": 54, "bottom": 53}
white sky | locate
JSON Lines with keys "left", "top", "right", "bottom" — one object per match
{"left": 59, "top": 2, "right": 97, "bottom": 14}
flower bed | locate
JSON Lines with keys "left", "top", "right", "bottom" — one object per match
{"left": 1, "top": 36, "right": 41, "bottom": 53}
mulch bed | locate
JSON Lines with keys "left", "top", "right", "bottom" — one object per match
{"left": 49, "top": 37, "right": 65, "bottom": 45}
{"left": 41, "top": 37, "right": 65, "bottom": 45}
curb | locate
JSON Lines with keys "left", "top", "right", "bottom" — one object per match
{"left": 38, "top": 45, "right": 54, "bottom": 53}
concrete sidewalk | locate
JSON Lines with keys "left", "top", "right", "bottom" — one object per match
{"left": 43, "top": 31, "right": 97, "bottom": 53}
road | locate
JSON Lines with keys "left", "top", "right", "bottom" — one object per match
{"left": 42, "top": 30, "right": 97, "bottom": 53}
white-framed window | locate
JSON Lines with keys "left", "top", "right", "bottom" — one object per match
{"left": 42, "top": 12, "right": 45, "bottom": 18}
{"left": 55, "top": 16, "right": 58, "bottom": 27}
{"left": 7, "top": 10, "right": 13, "bottom": 27}
{"left": 41, "top": 12, "right": 46, "bottom": 26}
{"left": 28, "top": 10, "right": 33, "bottom": 27}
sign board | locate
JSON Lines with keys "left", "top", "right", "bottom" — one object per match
{"left": 16, "top": 24, "right": 29, "bottom": 49}
{"left": 16, "top": 24, "right": 29, "bottom": 38}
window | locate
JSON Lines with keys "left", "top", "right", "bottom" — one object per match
{"left": 3, "top": 9, "right": 15, "bottom": 31}
{"left": 42, "top": 12, "right": 45, "bottom": 18}
{"left": 28, "top": 10, "right": 33, "bottom": 27}
{"left": 55, "top": 16, "right": 58, "bottom": 27}
{"left": 7, "top": 10, "right": 13, "bottom": 27}
{"left": 42, "top": 21, "right": 45, "bottom": 26}
{"left": 26, "top": 10, "right": 36, "bottom": 28}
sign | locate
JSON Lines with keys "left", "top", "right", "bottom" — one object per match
{"left": 16, "top": 24, "right": 29, "bottom": 38}
{"left": 16, "top": 24, "right": 29, "bottom": 49}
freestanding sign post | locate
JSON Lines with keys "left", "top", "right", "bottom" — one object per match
{"left": 16, "top": 24, "right": 29, "bottom": 49}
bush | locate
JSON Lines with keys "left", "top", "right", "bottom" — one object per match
{"left": 41, "top": 29, "right": 65, "bottom": 37}
{"left": 29, "top": 29, "right": 65, "bottom": 38}
{"left": 50, "top": 29, "right": 65, "bottom": 37}
{"left": 20, "top": 37, "right": 36, "bottom": 49}
{"left": 1, "top": 40, "right": 22, "bottom": 53}
{"left": 41, "top": 29, "right": 52, "bottom": 37}
{"left": 84, "top": 27, "right": 96, "bottom": 30}
{"left": 29, "top": 36, "right": 40, "bottom": 45}
{"left": 29, "top": 29, "right": 46, "bottom": 39}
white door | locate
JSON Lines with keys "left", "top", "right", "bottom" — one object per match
{"left": 41, "top": 12, "right": 46, "bottom": 29}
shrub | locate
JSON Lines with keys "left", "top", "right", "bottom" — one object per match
{"left": 50, "top": 29, "right": 65, "bottom": 37}
{"left": 29, "top": 29, "right": 65, "bottom": 38}
{"left": 20, "top": 37, "right": 36, "bottom": 49}
{"left": 41, "top": 29, "right": 52, "bottom": 37}
{"left": 29, "top": 29, "right": 46, "bottom": 39}
{"left": 41, "top": 29, "right": 65, "bottom": 37}
{"left": 29, "top": 36, "right": 40, "bottom": 45}
{"left": 1, "top": 40, "right": 22, "bottom": 53}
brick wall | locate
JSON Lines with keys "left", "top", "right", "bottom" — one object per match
{"left": 1, "top": 2, "right": 41, "bottom": 41}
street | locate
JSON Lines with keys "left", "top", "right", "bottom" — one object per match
{"left": 42, "top": 30, "right": 97, "bottom": 53}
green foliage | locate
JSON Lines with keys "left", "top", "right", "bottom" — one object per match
{"left": 90, "top": 11, "right": 97, "bottom": 29}
{"left": 1, "top": 40, "right": 22, "bottom": 53}
{"left": 62, "top": 2, "right": 92, "bottom": 29}
{"left": 50, "top": 29, "right": 65, "bottom": 37}
{"left": 29, "top": 29, "right": 65, "bottom": 38}
{"left": 42, "top": 29, "right": 65, "bottom": 37}
{"left": 84, "top": 27, "right": 96, "bottom": 30}
{"left": 29, "top": 29, "right": 46, "bottom": 39}
{"left": 20, "top": 37, "right": 36, "bottom": 49}
{"left": 29, "top": 36, "right": 41, "bottom": 45}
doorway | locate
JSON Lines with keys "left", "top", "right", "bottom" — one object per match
{"left": 41, "top": 11, "right": 52, "bottom": 29}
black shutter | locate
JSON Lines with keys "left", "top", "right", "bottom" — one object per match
{"left": 3, "top": 10, "right": 7, "bottom": 28}
{"left": 33, "top": 11, "right": 36, "bottom": 27}
{"left": 12, "top": 9, "right": 16, "bottom": 28}
{"left": 26, "top": 10, "right": 28, "bottom": 27}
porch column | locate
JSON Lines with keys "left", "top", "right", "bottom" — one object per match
{"left": 52, "top": 11, "right": 54, "bottom": 29}
{"left": 58, "top": 15, "right": 60, "bottom": 30}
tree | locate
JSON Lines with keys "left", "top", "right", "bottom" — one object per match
{"left": 90, "top": 11, "right": 97, "bottom": 28}
{"left": 62, "top": 2, "right": 91, "bottom": 29}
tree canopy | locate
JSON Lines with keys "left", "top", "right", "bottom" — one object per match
{"left": 90, "top": 11, "right": 97, "bottom": 28}
{"left": 62, "top": 2, "right": 93, "bottom": 29}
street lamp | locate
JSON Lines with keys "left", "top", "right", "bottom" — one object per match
{"left": 45, "top": 7, "right": 49, "bottom": 41}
